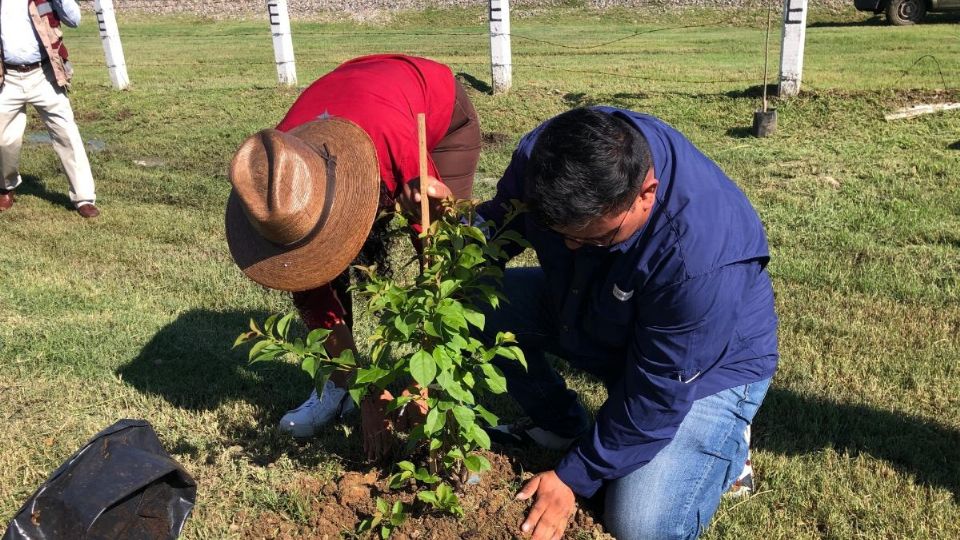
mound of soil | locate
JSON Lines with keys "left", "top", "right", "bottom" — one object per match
{"left": 245, "top": 451, "right": 612, "bottom": 539}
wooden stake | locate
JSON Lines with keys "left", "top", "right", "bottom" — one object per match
{"left": 762, "top": 2, "right": 772, "bottom": 112}
{"left": 418, "top": 113, "right": 430, "bottom": 239}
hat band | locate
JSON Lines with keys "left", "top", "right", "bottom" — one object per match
{"left": 275, "top": 143, "right": 338, "bottom": 249}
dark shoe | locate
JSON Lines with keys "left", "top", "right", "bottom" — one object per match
{"left": 0, "top": 189, "right": 13, "bottom": 211}
{"left": 77, "top": 203, "right": 100, "bottom": 218}
{"left": 485, "top": 417, "right": 578, "bottom": 451}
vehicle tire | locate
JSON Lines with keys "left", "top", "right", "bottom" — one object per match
{"left": 886, "top": 0, "right": 926, "bottom": 25}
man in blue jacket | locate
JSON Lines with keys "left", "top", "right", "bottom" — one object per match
{"left": 475, "top": 107, "right": 778, "bottom": 539}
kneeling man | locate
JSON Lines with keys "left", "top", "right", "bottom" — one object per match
{"left": 476, "top": 107, "right": 779, "bottom": 540}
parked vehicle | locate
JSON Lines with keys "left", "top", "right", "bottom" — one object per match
{"left": 855, "top": 0, "right": 960, "bottom": 25}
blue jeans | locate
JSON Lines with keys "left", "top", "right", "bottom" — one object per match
{"left": 481, "top": 268, "right": 772, "bottom": 539}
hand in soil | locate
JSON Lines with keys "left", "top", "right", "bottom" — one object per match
{"left": 516, "top": 470, "right": 576, "bottom": 540}
{"left": 361, "top": 388, "right": 429, "bottom": 460}
{"left": 395, "top": 387, "right": 429, "bottom": 432}
{"left": 361, "top": 390, "right": 395, "bottom": 460}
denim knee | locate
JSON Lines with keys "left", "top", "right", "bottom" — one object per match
{"left": 604, "top": 501, "right": 700, "bottom": 540}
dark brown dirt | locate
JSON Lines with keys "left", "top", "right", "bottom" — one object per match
{"left": 244, "top": 451, "right": 613, "bottom": 539}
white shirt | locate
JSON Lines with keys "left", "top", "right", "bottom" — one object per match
{"left": 1, "top": 0, "right": 82, "bottom": 65}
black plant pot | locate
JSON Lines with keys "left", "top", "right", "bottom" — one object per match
{"left": 752, "top": 109, "right": 777, "bottom": 138}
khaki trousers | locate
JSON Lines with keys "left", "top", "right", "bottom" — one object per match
{"left": 0, "top": 63, "right": 96, "bottom": 205}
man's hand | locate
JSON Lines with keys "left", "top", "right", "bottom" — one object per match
{"left": 399, "top": 176, "right": 453, "bottom": 221}
{"left": 516, "top": 470, "right": 576, "bottom": 540}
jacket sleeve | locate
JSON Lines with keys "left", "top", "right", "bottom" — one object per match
{"left": 554, "top": 263, "right": 755, "bottom": 497}
{"left": 476, "top": 138, "right": 533, "bottom": 261}
{"left": 52, "top": 0, "right": 82, "bottom": 28}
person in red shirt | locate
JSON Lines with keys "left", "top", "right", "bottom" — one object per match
{"left": 225, "top": 54, "right": 480, "bottom": 455}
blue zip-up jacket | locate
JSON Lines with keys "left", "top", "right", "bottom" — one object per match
{"left": 477, "top": 107, "right": 779, "bottom": 497}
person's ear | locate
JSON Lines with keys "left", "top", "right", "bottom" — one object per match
{"left": 639, "top": 168, "right": 658, "bottom": 209}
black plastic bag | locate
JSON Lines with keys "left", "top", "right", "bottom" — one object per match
{"left": 4, "top": 419, "right": 197, "bottom": 540}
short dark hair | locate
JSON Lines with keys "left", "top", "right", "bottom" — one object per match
{"left": 525, "top": 108, "right": 652, "bottom": 230}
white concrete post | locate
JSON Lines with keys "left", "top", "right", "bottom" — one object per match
{"left": 488, "top": 0, "right": 512, "bottom": 94}
{"left": 778, "top": 0, "right": 808, "bottom": 97}
{"left": 267, "top": 0, "right": 297, "bottom": 86}
{"left": 93, "top": 0, "right": 129, "bottom": 90}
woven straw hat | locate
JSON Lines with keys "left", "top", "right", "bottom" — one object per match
{"left": 225, "top": 118, "right": 380, "bottom": 292}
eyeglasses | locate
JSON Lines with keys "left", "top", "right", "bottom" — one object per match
{"left": 554, "top": 207, "right": 631, "bottom": 248}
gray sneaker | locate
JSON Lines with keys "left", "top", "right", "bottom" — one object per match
{"left": 486, "top": 418, "right": 579, "bottom": 451}
{"left": 278, "top": 380, "right": 355, "bottom": 438}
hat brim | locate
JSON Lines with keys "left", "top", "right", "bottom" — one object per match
{"left": 225, "top": 119, "right": 380, "bottom": 292}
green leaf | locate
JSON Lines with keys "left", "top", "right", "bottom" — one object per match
{"left": 232, "top": 332, "right": 252, "bottom": 349}
{"left": 462, "top": 307, "right": 485, "bottom": 330}
{"left": 437, "top": 369, "right": 475, "bottom": 404}
{"left": 424, "top": 407, "right": 446, "bottom": 435}
{"left": 355, "top": 366, "right": 390, "bottom": 385}
{"left": 377, "top": 497, "right": 389, "bottom": 514}
{"left": 464, "top": 453, "right": 491, "bottom": 473}
{"left": 300, "top": 355, "right": 318, "bottom": 378}
{"left": 417, "top": 491, "right": 438, "bottom": 505}
{"left": 409, "top": 349, "right": 437, "bottom": 387}
{"left": 436, "top": 483, "right": 454, "bottom": 503}
{"left": 429, "top": 437, "right": 443, "bottom": 451}
{"left": 462, "top": 225, "right": 487, "bottom": 245}
{"left": 470, "top": 424, "right": 492, "bottom": 449}
{"left": 452, "top": 405, "right": 476, "bottom": 430}
{"left": 414, "top": 467, "right": 439, "bottom": 484}
{"left": 397, "top": 461, "right": 416, "bottom": 473}
{"left": 305, "top": 327, "right": 332, "bottom": 346}
{"left": 480, "top": 363, "right": 508, "bottom": 394}
{"left": 439, "top": 279, "right": 458, "bottom": 299}
{"left": 432, "top": 347, "right": 454, "bottom": 371}
{"left": 392, "top": 315, "right": 411, "bottom": 339}
{"left": 447, "top": 333, "right": 469, "bottom": 352}
{"left": 263, "top": 314, "right": 279, "bottom": 335}
{"left": 348, "top": 386, "right": 366, "bottom": 408}
{"left": 276, "top": 312, "right": 295, "bottom": 339}
{"left": 248, "top": 339, "right": 271, "bottom": 362}
{"left": 248, "top": 318, "right": 262, "bottom": 335}
{"left": 474, "top": 404, "right": 499, "bottom": 427}
{"left": 424, "top": 319, "right": 442, "bottom": 338}
{"left": 388, "top": 471, "right": 412, "bottom": 489}
{"left": 333, "top": 348, "right": 356, "bottom": 367}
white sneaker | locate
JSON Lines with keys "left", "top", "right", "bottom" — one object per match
{"left": 278, "top": 380, "right": 355, "bottom": 438}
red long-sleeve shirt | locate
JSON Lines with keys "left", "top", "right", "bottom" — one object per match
{"left": 277, "top": 54, "right": 456, "bottom": 329}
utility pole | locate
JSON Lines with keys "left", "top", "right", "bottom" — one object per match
{"left": 778, "top": 0, "right": 809, "bottom": 97}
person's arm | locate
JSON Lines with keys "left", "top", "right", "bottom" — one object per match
{"left": 51, "top": 0, "right": 82, "bottom": 28}
{"left": 554, "top": 262, "right": 757, "bottom": 497}
{"left": 475, "top": 137, "right": 536, "bottom": 260}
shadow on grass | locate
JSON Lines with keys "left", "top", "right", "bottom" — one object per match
{"left": 807, "top": 16, "right": 886, "bottom": 28}
{"left": 15, "top": 174, "right": 73, "bottom": 210}
{"left": 118, "top": 309, "right": 311, "bottom": 414}
{"left": 724, "top": 84, "right": 780, "bottom": 100}
{"left": 949, "top": 140, "right": 960, "bottom": 150}
{"left": 726, "top": 126, "right": 754, "bottom": 139}
{"left": 755, "top": 388, "right": 960, "bottom": 499}
{"left": 563, "top": 91, "right": 649, "bottom": 108}
{"left": 457, "top": 72, "right": 492, "bottom": 94}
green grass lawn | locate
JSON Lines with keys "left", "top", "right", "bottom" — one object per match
{"left": 1, "top": 3, "right": 958, "bottom": 538}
